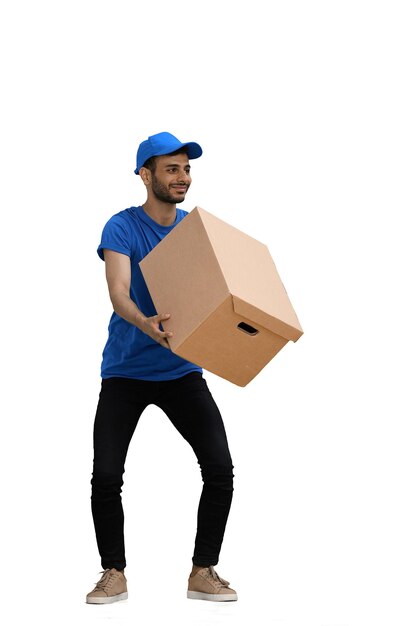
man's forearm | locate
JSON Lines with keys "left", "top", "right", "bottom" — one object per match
{"left": 109, "top": 290, "right": 172, "bottom": 348}
{"left": 109, "top": 291, "right": 146, "bottom": 331}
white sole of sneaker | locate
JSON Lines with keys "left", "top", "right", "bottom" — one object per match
{"left": 86, "top": 592, "right": 128, "bottom": 604}
{"left": 187, "top": 591, "right": 238, "bottom": 602}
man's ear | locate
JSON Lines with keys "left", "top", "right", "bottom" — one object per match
{"left": 139, "top": 167, "right": 151, "bottom": 185}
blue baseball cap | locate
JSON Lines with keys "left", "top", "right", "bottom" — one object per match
{"left": 134, "top": 131, "right": 203, "bottom": 174}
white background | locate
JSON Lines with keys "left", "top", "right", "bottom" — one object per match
{"left": 1, "top": 1, "right": 416, "bottom": 625}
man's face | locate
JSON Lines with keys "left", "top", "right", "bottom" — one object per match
{"left": 150, "top": 152, "right": 192, "bottom": 204}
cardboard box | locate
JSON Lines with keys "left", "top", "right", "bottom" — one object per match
{"left": 140, "top": 207, "right": 303, "bottom": 386}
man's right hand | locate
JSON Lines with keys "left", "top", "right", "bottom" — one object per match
{"left": 139, "top": 312, "right": 173, "bottom": 349}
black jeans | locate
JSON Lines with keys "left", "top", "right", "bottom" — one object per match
{"left": 91, "top": 372, "right": 234, "bottom": 570}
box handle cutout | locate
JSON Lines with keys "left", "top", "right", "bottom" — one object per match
{"left": 237, "top": 322, "right": 259, "bottom": 336}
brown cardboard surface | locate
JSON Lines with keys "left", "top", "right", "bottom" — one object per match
{"left": 174, "top": 298, "right": 289, "bottom": 387}
{"left": 139, "top": 207, "right": 303, "bottom": 386}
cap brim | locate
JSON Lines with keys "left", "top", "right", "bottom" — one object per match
{"left": 151, "top": 141, "right": 202, "bottom": 161}
{"left": 182, "top": 141, "right": 203, "bottom": 160}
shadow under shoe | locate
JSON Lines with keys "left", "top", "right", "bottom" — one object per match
{"left": 86, "top": 568, "right": 128, "bottom": 604}
{"left": 187, "top": 566, "right": 238, "bottom": 602}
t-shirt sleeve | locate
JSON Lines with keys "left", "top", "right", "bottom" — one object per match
{"left": 97, "top": 215, "right": 132, "bottom": 261}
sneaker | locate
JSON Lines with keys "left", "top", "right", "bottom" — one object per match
{"left": 187, "top": 566, "right": 238, "bottom": 602}
{"left": 86, "top": 568, "right": 128, "bottom": 604}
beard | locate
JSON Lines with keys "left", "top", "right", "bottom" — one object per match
{"left": 151, "top": 175, "right": 189, "bottom": 204}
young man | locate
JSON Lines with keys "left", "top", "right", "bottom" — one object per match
{"left": 86, "top": 132, "right": 237, "bottom": 604}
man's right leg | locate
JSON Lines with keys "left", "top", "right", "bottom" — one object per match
{"left": 89, "top": 378, "right": 150, "bottom": 585}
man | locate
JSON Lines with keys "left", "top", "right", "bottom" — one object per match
{"left": 86, "top": 132, "right": 237, "bottom": 604}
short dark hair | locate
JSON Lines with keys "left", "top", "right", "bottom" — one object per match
{"left": 142, "top": 147, "right": 189, "bottom": 174}
{"left": 142, "top": 156, "right": 157, "bottom": 173}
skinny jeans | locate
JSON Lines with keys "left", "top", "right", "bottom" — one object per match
{"left": 91, "top": 372, "right": 234, "bottom": 570}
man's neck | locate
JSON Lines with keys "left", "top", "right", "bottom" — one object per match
{"left": 142, "top": 200, "right": 177, "bottom": 226}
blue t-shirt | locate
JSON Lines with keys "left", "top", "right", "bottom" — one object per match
{"left": 97, "top": 206, "right": 202, "bottom": 381}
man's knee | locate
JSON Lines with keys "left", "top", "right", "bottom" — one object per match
{"left": 201, "top": 463, "right": 234, "bottom": 491}
{"left": 91, "top": 471, "right": 124, "bottom": 499}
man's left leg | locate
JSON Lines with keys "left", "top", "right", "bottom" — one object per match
{"left": 157, "top": 372, "right": 237, "bottom": 601}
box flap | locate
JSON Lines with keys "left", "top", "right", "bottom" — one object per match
{"left": 195, "top": 207, "right": 303, "bottom": 340}
{"left": 232, "top": 295, "right": 303, "bottom": 342}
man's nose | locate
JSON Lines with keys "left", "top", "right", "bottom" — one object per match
{"left": 177, "top": 169, "right": 191, "bottom": 182}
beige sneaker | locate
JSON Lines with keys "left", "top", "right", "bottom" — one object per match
{"left": 86, "top": 568, "right": 128, "bottom": 604}
{"left": 187, "top": 566, "right": 238, "bottom": 602}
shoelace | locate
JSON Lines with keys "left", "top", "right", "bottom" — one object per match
{"left": 93, "top": 569, "right": 119, "bottom": 592}
{"left": 205, "top": 566, "right": 230, "bottom": 589}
